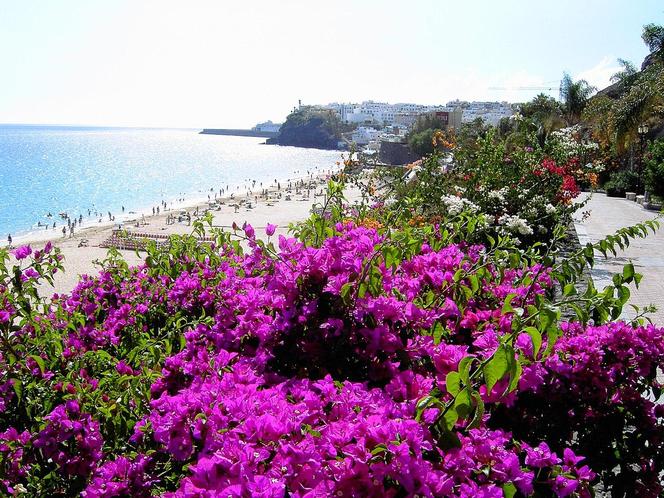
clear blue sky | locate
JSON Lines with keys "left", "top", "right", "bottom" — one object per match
{"left": 0, "top": 0, "right": 661, "bottom": 128}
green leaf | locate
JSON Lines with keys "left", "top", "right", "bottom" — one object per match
{"left": 622, "top": 262, "right": 635, "bottom": 280}
{"left": 12, "top": 378, "right": 22, "bottom": 402}
{"left": 617, "top": 285, "right": 630, "bottom": 306}
{"left": 458, "top": 356, "right": 474, "bottom": 385}
{"left": 29, "top": 354, "right": 46, "bottom": 374}
{"left": 502, "top": 482, "right": 517, "bottom": 498}
{"left": 483, "top": 345, "right": 510, "bottom": 393}
{"left": 507, "top": 357, "right": 522, "bottom": 393}
{"left": 523, "top": 327, "right": 542, "bottom": 358}
{"left": 501, "top": 293, "right": 517, "bottom": 314}
{"left": 415, "top": 395, "right": 443, "bottom": 421}
{"left": 442, "top": 407, "right": 459, "bottom": 430}
{"left": 468, "top": 274, "right": 479, "bottom": 293}
{"left": 340, "top": 282, "right": 353, "bottom": 302}
{"left": 370, "top": 443, "right": 388, "bottom": 456}
{"left": 431, "top": 322, "right": 444, "bottom": 345}
{"left": 563, "top": 283, "right": 577, "bottom": 296}
{"left": 544, "top": 327, "right": 562, "bottom": 357}
{"left": 454, "top": 388, "right": 472, "bottom": 418}
{"left": 445, "top": 372, "right": 461, "bottom": 396}
{"left": 467, "top": 392, "right": 485, "bottom": 429}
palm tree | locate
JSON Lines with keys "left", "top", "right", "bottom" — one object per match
{"left": 559, "top": 73, "right": 596, "bottom": 124}
{"left": 610, "top": 59, "right": 638, "bottom": 86}
{"left": 642, "top": 23, "right": 664, "bottom": 55}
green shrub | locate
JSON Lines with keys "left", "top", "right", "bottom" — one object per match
{"left": 645, "top": 139, "right": 664, "bottom": 198}
{"left": 603, "top": 169, "right": 640, "bottom": 195}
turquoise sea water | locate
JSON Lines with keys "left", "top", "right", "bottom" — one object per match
{"left": 0, "top": 125, "right": 341, "bottom": 240}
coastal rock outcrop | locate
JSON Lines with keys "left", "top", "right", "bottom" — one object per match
{"left": 266, "top": 106, "right": 344, "bottom": 150}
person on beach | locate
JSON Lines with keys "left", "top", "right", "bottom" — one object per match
{"left": 62, "top": 227, "right": 66, "bottom": 238}
{"left": 7, "top": 234, "right": 12, "bottom": 247}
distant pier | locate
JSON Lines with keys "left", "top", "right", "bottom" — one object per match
{"left": 199, "top": 128, "right": 278, "bottom": 138}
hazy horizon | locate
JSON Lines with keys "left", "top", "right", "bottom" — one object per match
{"left": 1, "top": 0, "right": 662, "bottom": 129}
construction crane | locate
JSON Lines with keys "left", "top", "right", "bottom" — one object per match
{"left": 488, "top": 80, "right": 559, "bottom": 92}
{"left": 488, "top": 86, "right": 557, "bottom": 91}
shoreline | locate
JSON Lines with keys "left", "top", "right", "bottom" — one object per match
{"left": 3, "top": 166, "right": 340, "bottom": 248}
{"left": 7, "top": 168, "right": 358, "bottom": 296}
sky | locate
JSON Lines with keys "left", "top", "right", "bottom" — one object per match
{"left": 0, "top": 0, "right": 662, "bottom": 128}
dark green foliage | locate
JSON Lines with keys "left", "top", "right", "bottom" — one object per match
{"left": 560, "top": 73, "right": 595, "bottom": 124}
{"left": 610, "top": 58, "right": 638, "bottom": 86}
{"left": 519, "top": 94, "right": 564, "bottom": 124}
{"left": 645, "top": 138, "right": 664, "bottom": 198}
{"left": 603, "top": 169, "right": 641, "bottom": 195}
{"left": 408, "top": 128, "right": 437, "bottom": 156}
{"left": 407, "top": 114, "right": 451, "bottom": 156}
{"left": 268, "top": 106, "right": 346, "bottom": 149}
{"left": 642, "top": 23, "right": 664, "bottom": 57}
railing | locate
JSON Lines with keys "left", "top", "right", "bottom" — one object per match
{"left": 100, "top": 230, "right": 217, "bottom": 251}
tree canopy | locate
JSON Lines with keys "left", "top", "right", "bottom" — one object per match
{"left": 268, "top": 106, "right": 347, "bottom": 149}
{"left": 560, "top": 73, "right": 595, "bottom": 124}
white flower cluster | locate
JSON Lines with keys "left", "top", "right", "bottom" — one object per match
{"left": 487, "top": 188, "right": 508, "bottom": 203}
{"left": 441, "top": 195, "right": 479, "bottom": 216}
{"left": 550, "top": 125, "right": 600, "bottom": 158}
{"left": 585, "top": 161, "right": 605, "bottom": 173}
{"left": 545, "top": 203, "right": 557, "bottom": 214}
{"left": 498, "top": 214, "right": 533, "bottom": 235}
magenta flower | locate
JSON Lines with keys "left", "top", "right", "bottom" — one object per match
{"left": 524, "top": 442, "right": 561, "bottom": 467}
{"left": 243, "top": 223, "right": 255, "bottom": 239}
{"left": 552, "top": 475, "right": 579, "bottom": 497}
{"left": 11, "top": 245, "right": 32, "bottom": 260}
{"left": 21, "top": 267, "right": 40, "bottom": 281}
{"left": 265, "top": 223, "right": 276, "bottom": 237}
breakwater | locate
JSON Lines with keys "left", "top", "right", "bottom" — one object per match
{"left": 200, "top": 128, "right": 278, "bottom": 138}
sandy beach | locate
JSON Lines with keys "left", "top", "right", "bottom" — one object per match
{"left": 6, "top": 172, "right": 363, "bottom": 296}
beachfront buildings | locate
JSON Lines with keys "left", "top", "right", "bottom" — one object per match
{"left": 322, "top": 100, "right": 514, "bottom": 129}
{"left": 322, "top": 101, "right": 465, "bottom": 130}
{"left": 447, "top": 100, "right": 515, "bottom": 126}
{"left": 351, "top": 126, "right": 381, "bottom": 145}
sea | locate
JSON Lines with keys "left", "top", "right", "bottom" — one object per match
{"left": 0, "top": 125, "right": 342, "bottom": 242}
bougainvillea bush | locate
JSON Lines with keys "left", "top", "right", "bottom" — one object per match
{"left": 0, "top": 198, "right": 662, "bottom": 498}
{"left": 375, "top": 128, "right": 602, "bottom": 247}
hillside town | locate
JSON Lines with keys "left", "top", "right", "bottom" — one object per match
{"left": 253, "top": 100, "right": 515, "bottom": 159}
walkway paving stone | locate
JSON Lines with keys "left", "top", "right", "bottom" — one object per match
{"left": 573, "top": 193, "right": 664, "bottom": 325}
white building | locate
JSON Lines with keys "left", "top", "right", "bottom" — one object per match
{"left": 450, "top": 100, "right": 514, "bottom": 126}
{"left": 351, "top": 126, "right": 381, "bottom": 145}
{"left": 252, "top": 120, "right": 282, "bottom": 133}
{"left": 321, "top": 100, "right": 513, "bottom": 129}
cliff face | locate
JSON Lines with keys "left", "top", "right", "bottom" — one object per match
{"left": 266, "top": 107, "right": 342, "bottom": 150}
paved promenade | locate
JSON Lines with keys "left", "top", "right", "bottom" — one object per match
{"left": 573, "top": 193, "right": 664, "bottom": 325}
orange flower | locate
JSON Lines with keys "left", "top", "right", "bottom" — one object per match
{"left": 588, "top": 172, "right": 598, "bottom": 188}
